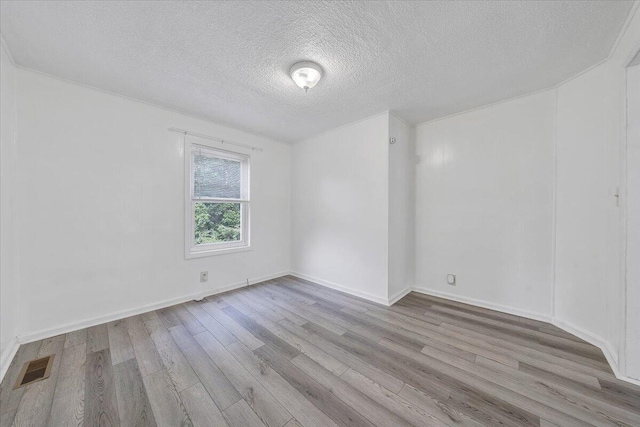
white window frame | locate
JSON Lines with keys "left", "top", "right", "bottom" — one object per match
{"left": 185, "top": 137, "right": 251, "bottom": 259}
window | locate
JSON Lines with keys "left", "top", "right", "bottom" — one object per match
{"left": 185, "top": 139, "right": 250, "bottom": 258}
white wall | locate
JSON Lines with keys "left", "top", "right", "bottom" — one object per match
{"left": 0, "top": 41, "right": 19, "bottom": 370}
{"left": 411, "top": 7, "right": 640, "bottom": 384}
{"left": 415, "top": 90, "right": 556, "bottom": 318}
{"left": 291, "top": 113, "right": 390, "bottom": 303}
{"left": 1, "top": 4, "right": 638, "bottom": 386}
{"left": 554, "top": 61, "right": 623, "bottom": 360}
{"left": 554, "top": 6, "right": 640, "bottom": 379}
{"left": 388, "top": 114, "right": 415, "bottom": 301}
{"left": 626, "top": 63, "right": 640, "bottom": 380}
{"left": 616, "top": 2, "right": 640, "bottom": 383}
{"left": 14, "top": 69, "right": 291, "bottom": 338}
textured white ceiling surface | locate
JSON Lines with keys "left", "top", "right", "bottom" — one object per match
{"left": 0, "top": 1, "right": 634, "bottom": 142}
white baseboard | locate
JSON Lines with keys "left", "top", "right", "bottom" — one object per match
{"left": 409, "top": 287, "right": 640, "bottom": 386}
{"left": 0, "top": 337, "right": 20, "bottom": 383}
{"left": 410, "top": 286, "right": 552, "bottom": 323}
{"left": 8, "top": 269, "right": 640, "bottom": 388}
{"left": 289, "top": 271, "right": 390, "bottom": 305}
{"left": 288, "top": 273, "right": 411, "bottom": 306}
{"left": 0, "top": 271, "right": 292, "bottom": 384}
{"left": 388, "top": 287, "right": 412, "bottom": 305}
{"left": 551, "top": 317, "right": 640, "bottom": 386}
{"left": 247, "top": 271, "right": 291, "bottom": 286}
{"left": 16, "top": 271, "right": 289, "bottom": 345}
{"left": 551, "top": 318, "right": 618, "bottom": 364}
{"left": 619, "top": 372, "right": 640, "bottom": 386}
{"left": 408, "top": 286, "right": 640, "bottom": 387}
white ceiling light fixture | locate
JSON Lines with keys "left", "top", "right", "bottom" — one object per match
{"left": 290, "top": 61, "right": 323, "bottom": 92}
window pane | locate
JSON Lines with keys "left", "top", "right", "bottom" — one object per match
{"left": 194, "top": 154, "right": 241, "bottom": 199}
{"left": 194, "top": 202, "right": 241, "bottom": 245}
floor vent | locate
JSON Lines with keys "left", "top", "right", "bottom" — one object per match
{"left": 14, "top": 355, "right": 55, "bottom": 389}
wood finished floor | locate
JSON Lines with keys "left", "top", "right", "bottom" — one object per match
{"left": 2, "top": 276, "right": 640, "bottom": 427}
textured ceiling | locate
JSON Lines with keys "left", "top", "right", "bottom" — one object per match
{"left": 0, "top": 1, "right": 634, "bottom": 142}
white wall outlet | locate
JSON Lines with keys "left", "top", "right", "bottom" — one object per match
{"left": 447, "top": 274, "right": 456, "bottom": 285}
{"left": 200, "top": 271, "right": 208, "bottom": 282}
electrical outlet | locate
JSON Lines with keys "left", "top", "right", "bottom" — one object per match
{"left": 200, "top": 271, "right": 208, "bottom": 282}
{"left": 447, "top": 274, "right": 456, "bottom": 286}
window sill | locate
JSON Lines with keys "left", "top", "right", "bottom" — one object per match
{"left": 186, "top": 245, "right": 252, "bottom": 259}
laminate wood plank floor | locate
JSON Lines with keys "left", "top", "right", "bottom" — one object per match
{"left": 2, "top": 276, "right": 640, "bottom": 427}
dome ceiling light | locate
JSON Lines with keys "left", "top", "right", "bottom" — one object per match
{"left": 290, "top": 61, "right": 323, "bottom": 92}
